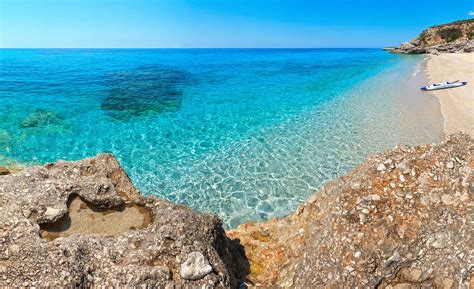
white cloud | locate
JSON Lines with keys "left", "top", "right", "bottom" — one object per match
{"left": 469, "top": 11, "right": 474, "bottom": 16}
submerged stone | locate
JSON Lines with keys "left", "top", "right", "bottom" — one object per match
{"left": 0, "top": 167, "right": 10, "bottom": 175}
{"left": 0, "top": 154, "right": 24, "bottom": 173}
{"left": 20, "top": 109, "right": 66, "bottom": 128}
{"left": 0, "top": 129, "right": 12, "bottom": 150}
{"left": 102, "top": 66, "right": 190, "bottom": 121}
{"left": 18, "top": 109, "right": 73, "bottom": 138}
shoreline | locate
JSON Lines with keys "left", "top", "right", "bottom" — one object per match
{"left": 425, "top": 53, "right": 474, "bottom": 136}
{"left": 393, "top": 55, "right": 444, "bottom": 142}
{"left": 421, "top": 56, "right": 446, "bottom": 139}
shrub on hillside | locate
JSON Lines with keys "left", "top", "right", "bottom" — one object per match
{"left": 437, "top": 28, "right": 463, "bottom": 43}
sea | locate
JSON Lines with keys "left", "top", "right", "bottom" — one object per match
{"left": 0, "top": 48, "right": 443, "bottom": 227}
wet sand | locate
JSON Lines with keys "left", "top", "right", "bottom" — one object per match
{"left": 426, "top": 54, "right": 474, "bottom": 136}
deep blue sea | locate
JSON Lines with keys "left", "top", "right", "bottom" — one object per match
{"left": 0, "top": 49, "right": 443, "bottom": 227}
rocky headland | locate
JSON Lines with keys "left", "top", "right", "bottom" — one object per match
{"left": 386, "top": 19, "right": 474, "bottom": 54}
{"left": 1, "top": 133, "right": 473, "bottom": 287}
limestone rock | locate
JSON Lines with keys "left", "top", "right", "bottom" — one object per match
{"left": 44, "top": 207, "right": 61, "bottom": 217}
{"left": 400, "top": 42, "right": 414, "bottom": 50}
{"left": 0, "top": 154, "right": 244, "bottom": 288}
{"left": 180, "top": 252, "right": 213, "bottom": 280}
{"left": 377, "top": 163, "right": 387, "bottom": 171}
{"left": 229, "top": 133, "right": 473, "bottom": 288}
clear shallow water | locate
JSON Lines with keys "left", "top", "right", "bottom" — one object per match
{"left": 0, "top": 49, "right": 442, "bottom": 227}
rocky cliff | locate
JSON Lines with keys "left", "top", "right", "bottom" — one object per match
{"left": 387, "top": 19, "right": 474, "bottom": 54}
{"left": 1, "top": 133, "right": 473, "bottom": 288}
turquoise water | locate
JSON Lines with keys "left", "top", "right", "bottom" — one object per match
{"left": 0, "top": 49, "right": 442, "bottom": 227}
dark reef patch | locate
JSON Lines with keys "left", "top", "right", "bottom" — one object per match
{"left": 20, "top": 109, "right": 67, "bottom": 129}
{"left": 102, "top": 65, "right": 190, "bottom": 121}
{"left": 18, "top": 109, "right": 73, "bottom": 135}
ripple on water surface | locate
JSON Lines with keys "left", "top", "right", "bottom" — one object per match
{"left": 0, "top": 49, "right": 443, "bottom": 227}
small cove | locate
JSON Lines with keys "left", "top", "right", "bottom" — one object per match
{"left": 0, "top": 49, "right": 443, "bottom": 227}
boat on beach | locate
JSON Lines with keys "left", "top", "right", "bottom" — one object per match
{"left": 420, "top": 80, "right": 467, "bottom": 91}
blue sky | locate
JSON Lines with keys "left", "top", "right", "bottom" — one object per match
{"left": 1, "top": 0, "right": 473, "bottom": 48}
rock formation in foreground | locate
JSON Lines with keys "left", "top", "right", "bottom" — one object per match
{"left": 386, "top": 19, "right": 474, "bottom": 54}
{"left": 0, "top": 154, "right": 247, "bottom": 287}
{"left": 229, "top": 133, "right": 473, "bottom": 288}
{"left": 1, "top": 133, "right": 473, "bottom": 287}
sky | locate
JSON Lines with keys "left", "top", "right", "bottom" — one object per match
{"left": 1, "top": 0, "right": 473, "bottom": 48}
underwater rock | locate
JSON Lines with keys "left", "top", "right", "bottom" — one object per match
{"left": 0, "top": 167, "right": 10, "bottom": 175}
{"left": 17, "top": 109, "right": 73, "bottom": 138}
{"left": 20, "top": 109, "right": 66, "bottom": 128}
{"left": 0, "top": 154, "right": 25, "bottom": 174}
{"left": 0, "top": 129, "right": 12, "bottom": 150}
{"left": 101, "top": 66, "right": 190, "bottom": 121}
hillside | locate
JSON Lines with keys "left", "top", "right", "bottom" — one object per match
{"left": 387, "top": 19, "right": 474, "bottom": 54}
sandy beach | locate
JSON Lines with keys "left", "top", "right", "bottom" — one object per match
{"left": 426, "top": 53, "right": 474, "bottom": 136}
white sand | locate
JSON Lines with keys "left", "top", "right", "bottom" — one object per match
{"left": 426, "top": 53, "right": 474, "bottom": 136}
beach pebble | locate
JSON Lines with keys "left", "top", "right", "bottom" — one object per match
{"left": 377, "top": 163, "right": 386, "bottom": 172}
{"left": 351, "top": 182, "right": 361, "bottom": 190}
{"left": 369, "top": 194, "right": 381, "bottom": 201}
{"left": 441, "top": 194, "right": 455, "bottom": 205}
{"left": 22, "top": 209, "right": 31, "bottom": 218}
{"left": 44, "top": 207, "right": 61, "bottom": 217}
{"left": 180, "top": 252, "right": 213, "bottom": 280}
{"left": 9, "top": 244, "right": 20, "bottom": 254}
{"left": 446, "top": 161, "right": 454, "bottom": 169}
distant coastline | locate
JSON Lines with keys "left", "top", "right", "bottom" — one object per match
{"left": 387, "top": 19, "right": 474, "bottom": 54}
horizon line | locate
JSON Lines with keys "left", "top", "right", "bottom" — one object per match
{"left": 0, "top": 47, "right": 385, "bottom": 50}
